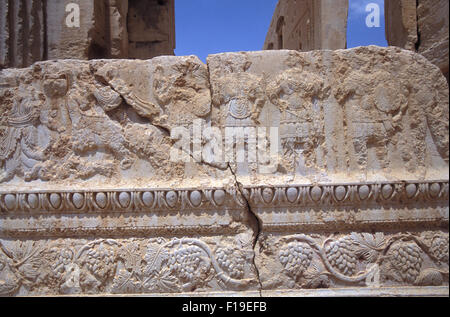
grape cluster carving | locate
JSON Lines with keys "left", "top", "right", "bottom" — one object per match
{"left": 216, "top": 247, "right": 245, "bottom": 279}
{"left": 279, "top": 242, "right": 313, "bottom": 280}
{"left": 388, "top": 242, "right": 423, "bottom": 284}
{"left": 167, "top": 245, "right": 210, "bottom": 282}
{"left": 81, "top": 246, "right": 116, "bottom": 279}
{"left": 324, "top": 237, "right": 358, "bottom": 276}
{"left": 430, "top": 236, "right": 449, "bottom": 264}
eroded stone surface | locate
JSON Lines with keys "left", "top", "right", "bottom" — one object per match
{"left": 417, "top": 0, "right": 449, "bottom": 79}
{"left": 0, "top": 46, "right": 448, "bottom": 296}
{"left": 0, "top": 58, "right": 227, "bottom": 189}
{"left": 208, "top": 47, "right": 449, "bottom": 185}
{"left": 385, "top": 0, "right": 419, "bottom": 51}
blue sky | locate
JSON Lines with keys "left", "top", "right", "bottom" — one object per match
{"left": 347, "top": 0, "right": 388, "bottom": 47}
{"left": 175, "top": 0, "right": 388, "bottom": 62}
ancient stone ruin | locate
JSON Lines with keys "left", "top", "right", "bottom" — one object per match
{"left": 0, "top": 0, "right": 175, "bottom": 68}
{"left": 265, "top": 0, "right": 449, "bottom": 80}
{"left": 0, "top": 1, "right": 448, "bottom": 297}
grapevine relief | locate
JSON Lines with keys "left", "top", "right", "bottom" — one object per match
{"left": 0, "top": 237, "right": 255, "bottom": 296}
{"left": 271, "top": 232, "right": 449, "bottom": 289}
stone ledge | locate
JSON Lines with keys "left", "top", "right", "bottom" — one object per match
{"left": 1, "top": 180, "right": 447, "bottom": 214}
{"left": 21, "top": 286, "right": 448, "bottom": 297}
{"left": 262, "top": 286, "right": 449, "bottom": 297}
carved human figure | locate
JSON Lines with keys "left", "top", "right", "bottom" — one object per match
{"left": 267, "top": 68, "right": 328, "bottom": 176}
{"left": 334, "top": 70, "right": 408, "bottom": 177}
{"left": 66, "top": 91, "right": 135, "bottom": 171}
{"left": 0, "top": 90, "right": 50, "bottom": 182}
{"left": 43, "top": 72, "right": 135, "bottom": 177}
{"left": 210, "top": 56, "right": 267, "bottom": 172}
{"left": 217, "top": 72, "right": 265, "bottom": 128}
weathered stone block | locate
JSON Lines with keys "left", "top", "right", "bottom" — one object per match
{"left": 208, "top": 47, "right": 449, "bottom": 185}
{"left": 385, "top": 0, "right": 418, "bottom": 51}
{"left": 0, "top": 46, "right": 448, "bottom": 296}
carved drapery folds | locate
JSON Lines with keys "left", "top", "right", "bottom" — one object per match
{"left": 0, "top": 46, "right": 448, "bottom": 296}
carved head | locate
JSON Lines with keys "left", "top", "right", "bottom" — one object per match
{"left": 60, "top": 249, "right": 75, "bottom": 265}
{"left": 43, "top": 74, "right": 69, "bottom": 98}
{"left": 267, "top": 69, "right": 326, "bottom": 111}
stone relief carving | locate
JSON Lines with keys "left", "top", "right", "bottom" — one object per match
{"left": 94, "top": 56, "right": 212, "bottom": 131}
{"left": 0, "top": 188, "right": 244, "bottom": 213}
{"left": 331, "top": 47, "right": 449, "bottom": 180}
{"left": 258, "top": 231, "right": 449, "bottom": 290}
{"left": 0, "top": 57, "right": 222, "bottom": 185}
{"left": 0, "top": 47, "right": 448, "bottom": 296}
{"left": 334, "top": 70, "right": 408, "bottom": 176}
{"left": 0, "top": 236, "right": 256, "bottom": 296}
{"left": 209, "top": 55, "right": 265, "bottom": 128}
{"left": 0, "top": 47, "right": 448, "bottom": 185}
{"left": 0, "top": 89, "right": 48, "bottom": 182}
{"left": 246, "top": 181, "right": 449, "bottom": 207}
{"left": 207, "top": 48, "right": 448, "bottom": 184}
{"left": 266, "top": 67, "right": 329, "bottom": 176}
{"left": 1, "top": 181, "right": 446, "bottom": 214}
{"left": 0, "top": 231, "right": 446, "bottom": 296}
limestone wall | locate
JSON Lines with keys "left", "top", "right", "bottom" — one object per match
{"left": 385, "top": 0, "right": 449, "bottom": 80}
{"left": 417, "top": 0, "right": 449, "bottom": 80}
{"left": 0, "top": 0, "right": 47, "bottom": 68}
{"left": 385, "top": 0, "right": 418, "bottom": 51}
{"left": 0, "top": 46, "right": 448, "bottom": 296}
{"left": 0, "top": 0, "right": 175, "bottom": 69}
{"left": 263, "top": 0, "right": 348, "bottom": 51}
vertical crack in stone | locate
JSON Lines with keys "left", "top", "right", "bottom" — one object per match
{"left": 227, "top": 163, "right": 263, "bottom": 297}
{"left": 204, "top": 56, "right": 263, "bottom": 295}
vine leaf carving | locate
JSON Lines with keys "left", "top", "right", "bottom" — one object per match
{"left": 143, "top": 268, "right": 179, "bottom": 293}
{"left": 144, "top": 244, "right": 169, "bottom": 274}
{"left": 112, "top": 242, "right": 143, "bottom": 293}
{"left": 0, "top": 253, "right": 20, "bottom": 296}
{"left": 112, "top": 267, "right": 142, "bottom": 294}
{"left": 0, "top": 274, "right": 19, "bottom": 296}
{"left": 18, "top": 257, "right": 42, "bottom": 282}
{"left": 0, "top": 240, "right": 45, "bottom": 282}
{"left": 351, "top": 232, "right": 385, "bottom": 263}
{"left": 117, "top": 242, "right": 142, "bottom": 276}
{"left": 303, "top": 263, "right": 331, "bottom": 289}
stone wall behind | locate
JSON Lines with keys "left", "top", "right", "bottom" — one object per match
{"left": 385, "top": 0, "right": 449, "bottom": 81}
{"left": 263, "top": 0, "right": 348, "bottom": 51}
{"left": 0, "top": 0, "right": 175, "bottom": 69}
{"left": 265, "top": 0, "right": 449, "bottom": 80}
